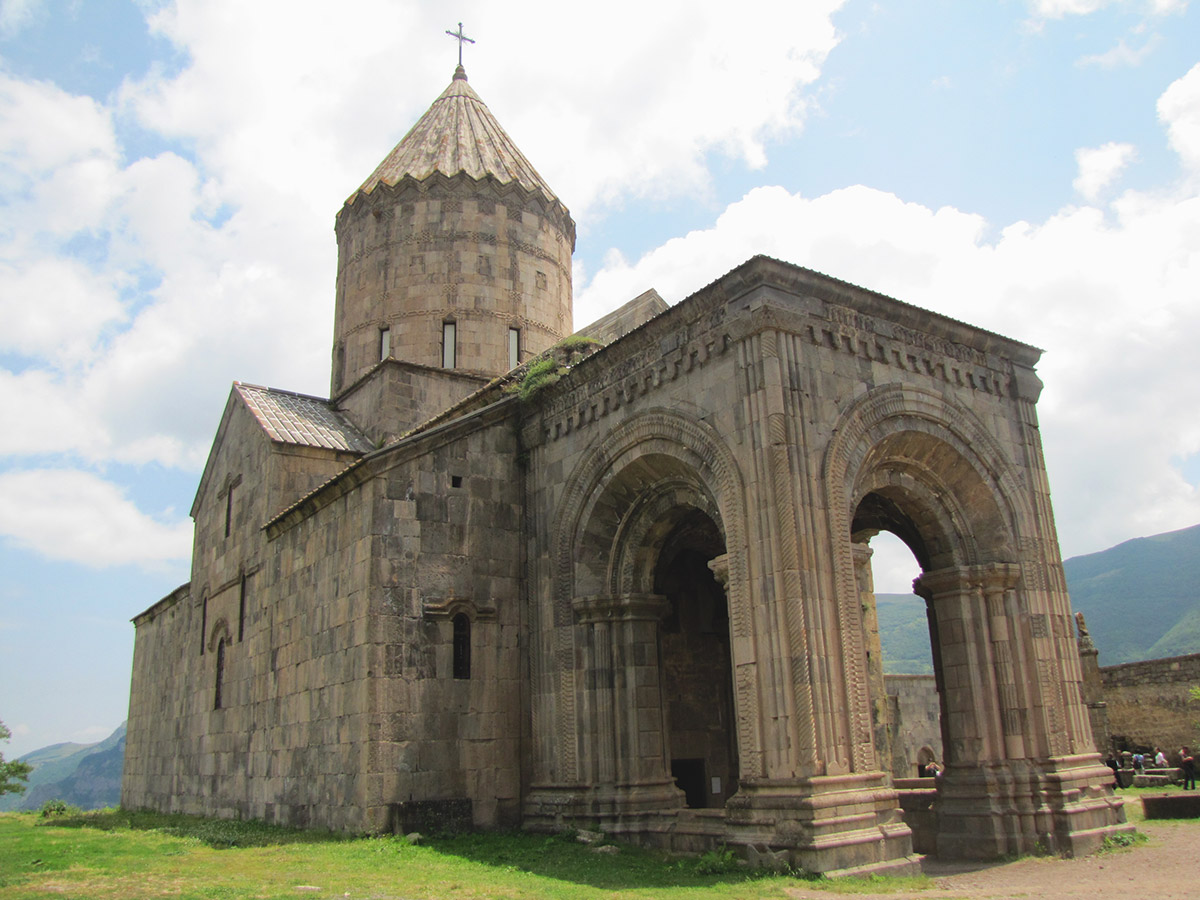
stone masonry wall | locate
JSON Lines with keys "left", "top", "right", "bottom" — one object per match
{"left": 885, "top": 674, "right": 943, "bottom": 777}
{"left": 123, "top": 394, "right": 368, "bottom": 828}
{"left": 361, "top": 407, "right": 524, "bottom": 831}
{"left": 1101, "top": 653, "right": 1200, "bottom": 758}
{"left": 332, "top": 182, "right": 573, "bottom": 394}
{"left": 335, "top": 360, "right": 487, "bottom": 448}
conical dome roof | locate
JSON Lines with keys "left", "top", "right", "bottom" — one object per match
{"left": 351, "top": 66, "right": 561, "bottom": 205}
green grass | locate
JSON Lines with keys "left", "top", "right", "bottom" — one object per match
{"left": 1, "top": 810, "right": 898, "bottom": 900}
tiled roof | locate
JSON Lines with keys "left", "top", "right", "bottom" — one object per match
{"left": 353, "top": 66, "right": 560, "bottom": 204}
{"left": 235, "top": 383, "right": 372, "bottom": 453}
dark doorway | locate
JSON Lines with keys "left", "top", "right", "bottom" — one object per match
{"left": 671, "top": 758, "right": 708, "bottom": 809}
{"left": 655, "top": 510, "right": 738, "bottom": 808}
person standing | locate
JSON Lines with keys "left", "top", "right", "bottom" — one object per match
{"left": 1180, "top": 747, "right": 1196, "bottom": 790}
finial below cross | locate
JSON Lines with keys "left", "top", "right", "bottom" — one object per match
{"left": 445, "top": 22, "right": 475, "bottom": 67}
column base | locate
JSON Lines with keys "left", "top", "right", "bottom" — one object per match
{"left": 523, "top": 779, "right": 684, "bottom": 836}
{"left": 722, "top": 773, "right": 916, "bottom": 874}
{"left": 935, "top": 754, "right": 1131, "bottom": 859}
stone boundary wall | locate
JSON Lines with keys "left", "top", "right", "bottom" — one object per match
{"left": 1100, "top": 652, "right": 1200, "bottom": 758}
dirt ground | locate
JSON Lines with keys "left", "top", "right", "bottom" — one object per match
{"left": 783, "top": 818, "right": 1198, "bottom": 900}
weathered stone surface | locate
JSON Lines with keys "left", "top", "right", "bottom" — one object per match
{"left": 123, "top": 64, "right": 1128, "bottom": 873}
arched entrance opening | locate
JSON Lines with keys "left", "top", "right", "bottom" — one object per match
{"left": 847, "top": 428, "right": 1017, "bottom": 785}
{"left": 653, "top": 509, "right": 738, "bottom": 808}
{"left": 561, "top": 440, "right": 744, "bottom": 825}
{"left": 857, "top": 529, "right": 940, "bottom": 780}
{"left": 829, "top": 408, "right": 1123, "bottom": 860}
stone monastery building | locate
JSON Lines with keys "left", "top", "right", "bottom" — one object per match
{"left": 122, "top": 63, "right": 1128, "bottom": 873}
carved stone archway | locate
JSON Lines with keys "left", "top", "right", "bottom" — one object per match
{"left": 826, "top": 384, "right": 1127, "bottom": 859}
{"left": 526, "top": 410, "right": 753, "bottom": 834}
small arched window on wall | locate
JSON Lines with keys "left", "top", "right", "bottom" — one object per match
{"left": 442, "top": 320, "right": 457, "bottom": 368}
{"left": 214, "top": 637, "right": 227, "bottom": 710}
{"left": 508, "top": 327, "right": 520, "bottom": 369}
{"left": 452, "top": 613, "right": 471, "bottom": 679}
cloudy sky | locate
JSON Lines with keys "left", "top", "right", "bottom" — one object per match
{"left": 1, "top": 0, "right": 1198, "bottom": 759}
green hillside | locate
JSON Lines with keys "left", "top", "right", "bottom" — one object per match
{"left": 1062, "top": 523, "right": 1200, "bottom": 664}
{"left": 876, "top": 593, "right": 933, "bottom": 674}
{"left": 0, "top": 723, "right": 125, "bottom": 812}
{"left": 876, "top": 523, "right": 1200, "bottom": 673}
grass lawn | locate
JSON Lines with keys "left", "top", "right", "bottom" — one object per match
{"left": 0, "top": 809, "right": 933, "bottom": 900}
{"left": 3, "top": 789, "right": 1169, "bottom": 900}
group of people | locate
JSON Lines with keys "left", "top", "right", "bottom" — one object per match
{"left": 1103, "top": 746, "right": 1197, "bottom": 789}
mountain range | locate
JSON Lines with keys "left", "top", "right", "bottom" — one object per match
{"left": 880, "top": 523, "right": 1200, "bottom": 674}
{"left": 0, "top": 722, "right": 125, "bottom": 812}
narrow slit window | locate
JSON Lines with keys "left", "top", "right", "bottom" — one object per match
{"left": 452, "top": 614, "right": 471, "bottom": 679}
{"left": 442, "top": 321, "right": 457, "bottom": 368}
{"left": 224, "top": 483, "right": 235, "bottom": 538}
{"left": 379, "top": 327, "right": 391, "bottom": 360}
{"left": 238, "top": 575, "right": 247, "bottom": 642}
{"left": 200, "top": 594, "right": 208, "bottom": 657}
{"left": 508, "top": 327, "right": 520, "bottom": 369}
{"left": 214, "top": 638, "right": 227, "bottom": 709}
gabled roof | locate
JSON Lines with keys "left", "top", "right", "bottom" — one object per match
{"left": 351, "top": 66, "right": 560, "bottom": 205}
{"left": 235, "top": 383, "right": 372, "bottom": 453}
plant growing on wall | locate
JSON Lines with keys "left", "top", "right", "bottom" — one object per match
{"left": 510, "top": 335, "right": 603, "bottom": 402}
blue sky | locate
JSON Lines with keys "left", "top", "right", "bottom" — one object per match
{"left": 1, "top": 0, "right": 1198, "bottom": 759}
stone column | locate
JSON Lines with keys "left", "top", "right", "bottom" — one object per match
{"left": 917, "top": 564, "right": 1130, "bottom": 859}
{"left": 852, "top": 541, "right": 892, "bottom": 775}
{"left": 1074, "top": 612, "right": 1111, "bottom": 758}
{"left": 571, "top": 594, "right": 681, "bottom": 830}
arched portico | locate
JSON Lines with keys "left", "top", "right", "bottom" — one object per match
{"left": 828, "top": 384, "right": 1127, "bottom": 859}
{"left": 525, "top": 410, "right": 753, "bottom": 836}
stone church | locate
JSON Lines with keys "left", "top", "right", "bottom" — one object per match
{"left": 122, "top": 62, "right": 1129, "bottom": 873}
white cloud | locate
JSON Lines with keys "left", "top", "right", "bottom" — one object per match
{"left": 0, "top": 0, "right": 40, "bottom": 38}
{"left": 0, "top": 468, "right": 193, "bottom": 568}
{"left": 576, "top": 71, "right": 1200, "bottom": 558}
{"left": 0, "top": 0, "right": 847, "bottom": 476}
{"left": 1029, "top": 0, "right": 1113, "bottom": 17}
{"left": 118, "top": 1, "right": 845, "bottom": 225}
{"left": 1077, "top": 35, "right": 1161, "bottom": 68}
{"left": 0, "top": 73, "right": 116, "bottom": 183}
{"left": 0, "top": 1, "right": 1197, "bottom": 573}
{"left": 1073, "top": 142, "right": 1137, "bottom": 199}
{"left": 71, "top": 724, "right": 114, "bottom": 743}
{"left": 0, "top": 257, "right": 126, "bottom": 362}
{"left": 1029, "top": 0, "right": 1187, "bottom": 18}
{"left": 1159, "top": 62, "right": 1200, "bottom": 172}
{"left": 868, "top": 532, "right": 923, "bottom": 595}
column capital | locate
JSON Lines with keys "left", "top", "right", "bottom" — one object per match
{"left": 915, "top": 562, "right": 1022, "bottom": 599}
{"left": 707, "top": 553, "right": 731, "bottom": 589}
{"left": 572, "top": 593, "right": 670, "bottom": 624}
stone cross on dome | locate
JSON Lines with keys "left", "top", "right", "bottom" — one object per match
{"left": 445, "top": 22, "right": 475, "bottom": 68}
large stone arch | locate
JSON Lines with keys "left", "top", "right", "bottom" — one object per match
{"left": 821, "top": 383, "right": 1121, "bottom": 859}
{"left": 543, "top": 409, "right": 756, "bottom": 826}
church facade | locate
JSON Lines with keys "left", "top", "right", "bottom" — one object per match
{"left": 122, "top": 65, "right": 1128, "bottom": 873}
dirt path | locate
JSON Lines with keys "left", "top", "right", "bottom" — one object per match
{"left": 783, "top": 820, "right": 1198, "bottom": 900}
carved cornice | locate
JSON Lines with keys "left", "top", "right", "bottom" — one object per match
{"left": 527, "top": 264, "right": 1029, "bottom": 447}
{"left": 338, "top": 171, "right": 576, "bottom": 249}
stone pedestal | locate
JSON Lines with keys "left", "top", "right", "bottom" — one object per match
{"left": 935, "top": 756, "right": 1131, "bottom": 858}
{"left": 525, "top": 593, "right": 686, "bottom": 834}
{"left": 723, "top": 775, "right": 917, "bottom": 875}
